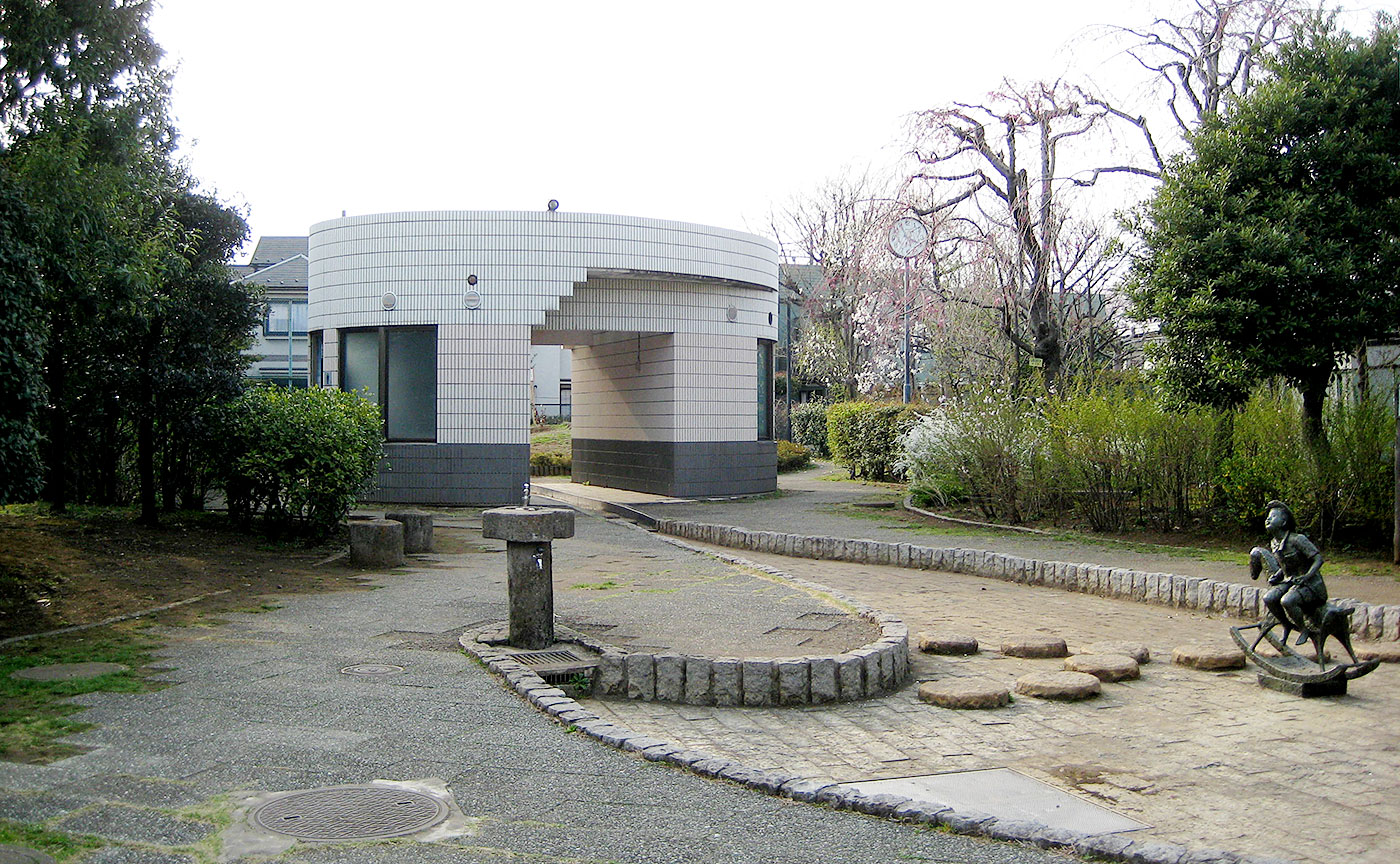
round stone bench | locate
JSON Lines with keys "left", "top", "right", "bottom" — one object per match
{"left": 385, "top": 510, "right": 434, "bottom": 553}
{"left": 349, "top": 518, "right": 405, "bottom": 568}
{"left": 1014, "top": 670, "right": 1101, "bottom": 701}
{"left": 1083, "top": 641, "right": 1151, "bottom": 664}
{"left": 918, "top": 678, "right": 1010, "bottom": 709}
{"left": 1171, "top": 643, "right": 1246, "bottom": 671}
{"left": 1001, "top": 635, "right": 1068, "bottom": 659}
{"left": 917, "top": 633, "right": 979, "bottom": 655}
{"left": 1065, "top": 654, "right": 1140, "bottom": 683}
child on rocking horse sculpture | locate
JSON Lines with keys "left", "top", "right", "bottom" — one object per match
{"left": 1249, "top": 500, "right": 1327, "bottom": 646}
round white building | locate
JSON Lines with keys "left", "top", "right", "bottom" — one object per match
{"left": 307, "top": 210, "right": 780, "bottom": 505}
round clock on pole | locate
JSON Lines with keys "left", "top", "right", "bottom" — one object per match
{"left": 888, "top": 216, "right": 929, "bottom": 258}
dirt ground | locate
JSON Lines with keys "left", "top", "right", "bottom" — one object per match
{"left": 0, "top": 509, "right": 383, "bottom": 641}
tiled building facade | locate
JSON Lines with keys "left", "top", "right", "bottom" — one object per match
{"left": 307, "top": 210, "right": 780, "bottom": 504}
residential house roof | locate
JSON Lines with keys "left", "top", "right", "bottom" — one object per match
{"left": 249, "top": 236, "right": 309, "bottom": 268}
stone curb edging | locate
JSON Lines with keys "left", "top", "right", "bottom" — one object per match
{"left": 459, "top": 634, "right": 1293, "bottom": 864}
{"left": 472, "top": 530, "right": 911, "bottom": 706}
{"left": 650, "top": 516, "right": 1400, "bottom": 643}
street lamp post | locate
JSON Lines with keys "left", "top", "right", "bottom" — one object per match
{"left": 887, "top": 217, "right": 930, "bottom": 404}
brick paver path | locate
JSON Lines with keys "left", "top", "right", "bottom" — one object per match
{"left": 584, "top": 545, "right": 1400, "bottom": 864}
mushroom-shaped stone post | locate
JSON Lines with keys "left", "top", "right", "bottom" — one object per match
{"left": 481, "top": 506, "right": 575, "bottom": 650}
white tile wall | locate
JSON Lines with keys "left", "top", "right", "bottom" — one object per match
{"left": 308, "top": 211, "right": 778, "bottom": 447}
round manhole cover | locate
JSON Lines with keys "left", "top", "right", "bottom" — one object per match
{"left": 339, "top": 663, "right": 405, "bottom": 677}
{"left": 251, "top": 785, "right": 449, "bottom": 840}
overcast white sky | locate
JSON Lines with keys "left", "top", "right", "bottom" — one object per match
{"left": 146, "top": 0, "right": 1394, "bottom": 260}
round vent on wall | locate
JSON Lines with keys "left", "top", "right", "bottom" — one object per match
{"left": 463, "top": 289, "right": 482, "bottom": 310}
{"left": 381, "top": 291, "right": 397, "bottom": 311}
{"left": 726, "top": 304, "right": 738, "bottom": 322}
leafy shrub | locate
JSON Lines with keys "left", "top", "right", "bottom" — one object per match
{"left": 776, "top": 440, "right": 811, "bottom": 472}
{"left": 530, "top": 451, "right": 572, "bottom": 476}
{"left": 900, "top": 390, "right": 1046, "bottom": 521}
{"left": 1215, "top": 387, "right": 1311, "bottom": 530}
{"left": 790, "top": 402, "right": 830, "bottom": 457}
{"left": 825, "top": 401, "right": 867, "bottom": 477}
{"left": 215, "top": 386, "right": 384, "bottom": 539}
{"left": 1324, "top": 395, "right": 1394, "bottom": 541}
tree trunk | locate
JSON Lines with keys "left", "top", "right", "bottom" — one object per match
{"left": 43, "top": 332, "right": 68, "bottom": 514}
{"left": 135, "top": 320, "right": 161, "bottom": 526}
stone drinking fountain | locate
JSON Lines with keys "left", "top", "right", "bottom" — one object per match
{"left": 480, "top": 483, "right": 575, "bottom": 650}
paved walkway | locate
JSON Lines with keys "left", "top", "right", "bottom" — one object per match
{"left": 538, "top": 471, "right": 1400, "bottom": 864}
{"left": 0, "top": 513, "right": 1064, "bottom": 864}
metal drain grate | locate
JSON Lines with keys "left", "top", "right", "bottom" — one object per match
{"left": 511, "top": 650, "right": 583, "bottom": 665}
{"left": 251, "top": 785, "right": 449, "bottom": 841}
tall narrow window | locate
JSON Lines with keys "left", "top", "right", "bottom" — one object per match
{"left": 386, "top": 328, "right": 436, "bottom": 440}
{"left": 340, "top": 327, "right": 437, "bottom": 442}
{"left": 308, "top": 330, "right": 323, "bottom": 387}
{"left": 757, "top": 339, "right": 774, "bottom": 441}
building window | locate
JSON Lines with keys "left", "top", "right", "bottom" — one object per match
{"left": 308, "top": 330, "right": 323, "bottom": 387}
{"left": 340, "top": 326, "right": 437, "bottom": 442}
{"left": 757, "top": 339, "right": 774, "bottom": 441}
{"left": 265, "top": 300, "right": 308, "bottom": 336}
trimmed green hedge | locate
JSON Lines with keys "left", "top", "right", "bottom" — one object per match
{"left": 216, "top": 386, "right": 384, "bottom": 539}
{"left": 828, "top": 401, "right": 921, "bottom": 481}
{"left": 777, "top": 440, "right": 811, "bottom": 472}
{"left": 790, "top": 402, "right": 830, "bottom": 457}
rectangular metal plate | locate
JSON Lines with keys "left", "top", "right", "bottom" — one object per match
{"left": 842, "top": 768, "right": 1149, "bottom": 836}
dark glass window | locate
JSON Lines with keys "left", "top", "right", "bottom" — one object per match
{"left": 757, "top": 339, "right": 774, "bottom": 441}
{"left": 340, "top": 326, "right": 437, "bottom": 442}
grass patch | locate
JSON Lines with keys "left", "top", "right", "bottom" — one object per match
{"left": 0, "top": 626, "right": 158, "bottom": 764}
{"left": 0, "top": 820, "right": 103, "bottom": 860}
{"left": 568, "top": 579, "right": 627, "bottom": 591}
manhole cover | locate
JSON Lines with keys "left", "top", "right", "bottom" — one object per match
{"left": 339, "top": 663, "right": 405, "bottom": 677}
{"left": 0, "top": 846, "right": 55, "bottom": 864}
{"left": 251, "top": 785, "right": 449, "bottom": 840}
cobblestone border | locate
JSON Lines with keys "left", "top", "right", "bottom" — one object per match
{"left": 652, "top": 517, "right": 1400, "bottom": 643}
{"left": 460, "top": 636, "right": 1290, "bottom": 864}
{"left": 467, "top": 534, "right": 911, "bottom": 705}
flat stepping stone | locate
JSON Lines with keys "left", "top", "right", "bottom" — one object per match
{"left": 917, "top": 633, "right": 979, "bottom": 655}
{"left": 1000, "top": 636, "right": 1068, "bottom": 659}
{"left": 1014, "top": 670, "right": 1101, "bottom": 700}
{"left": 918, "top": 679, "right": 1010, "bottom": 709}
{"left": 1172, "top": 643, "right": 1246, "bottom": 670}
{"left": 1064, "top": 654, "right": 1140, "bottom": 683}
{"left": 10, "top": 662, "right": 128, "bottom": 682}
{"left": 1354, "top": 643, "right": 1400, "bottom": 663}
{"left": 1084, "top": 641, "right": 1151, "bottom": 663}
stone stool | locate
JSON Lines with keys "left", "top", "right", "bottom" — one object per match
{"left": 1171, "top": 643, "right": 1246, "bottom": 670}
{"left": 349, "top": 518, "right": 404, "bottom": 568}
{"left": 1001, "top": 635, "right": 1069, "bottom": 658}
{"left": 918, "top": 678, "right": 1010, "bottom": 709}
{"left": 385, "top": 510, "right": 434, "bottom": 553}
{"left": 918, "top": 633, "right": 979, "bottom": 655}
{"left": 1014, "top": 670, "right": 1102, "bottom": 701}
{"left": 1065, "top": 654, "right": 1140, "bottom": 683}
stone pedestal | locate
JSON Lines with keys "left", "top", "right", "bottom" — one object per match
{"left": 385, "top": 510, "right": 434, "bottom": 553}
{"left": 482, "top": 507, "right": 575, "bottom": 650}
{"left": 349, "top": 518, "right": 405, "bottom": 568}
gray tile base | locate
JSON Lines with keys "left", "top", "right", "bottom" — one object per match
{"left": 364, "top": 443, "right": 529, "bottom": 506}
{"left": 573, "top": 439, "right": 776, "bottom": 497}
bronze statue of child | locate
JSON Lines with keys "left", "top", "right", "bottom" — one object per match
{"left": 1248, "top": 500, "right": 1327, "bottom": 645}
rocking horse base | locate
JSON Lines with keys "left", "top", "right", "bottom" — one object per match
{"left": 1257, "top": 671, "right": 1347, "bottom": 698}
